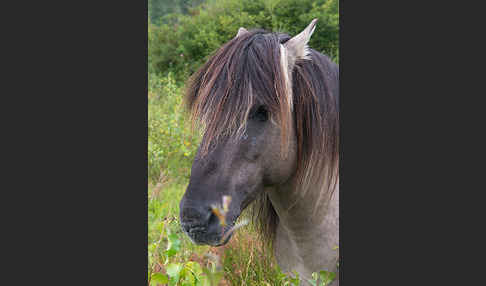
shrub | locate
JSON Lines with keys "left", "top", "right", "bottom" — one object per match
{"left": 148, "top": 0, "right": 339, "bottom": 80}
{"left": 148, "top": 73, "right": 200, "bottom": 184}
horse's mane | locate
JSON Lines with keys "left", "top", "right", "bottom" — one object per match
{"left": 185, "top": 30, "right": 339, "bottom": 250}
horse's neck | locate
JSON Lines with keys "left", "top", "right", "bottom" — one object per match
{"left": 267, "top": 179, "right": 339, "bottom": 284}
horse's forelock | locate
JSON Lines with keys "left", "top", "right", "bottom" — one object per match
{"left": 185, "top": 30, "right": 293, "bottom": 155}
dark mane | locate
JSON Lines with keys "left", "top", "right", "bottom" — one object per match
{"left": 185, "top": 30, "right": 339, "bottom": 251}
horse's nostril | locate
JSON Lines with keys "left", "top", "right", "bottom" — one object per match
{"left": 181, "top": 221, "right": 205, "bottom": 230}
{"left": 188, "top": 226, "right": 206, "bottom": 234}
{"left": 180, "top": 203, "right": 225, "bottom": 240}
{"left": 208, "top": 211, "right": 219, "bottom": 225}
{"left": 181, "top": 204, "right": 213, "bottom": 222}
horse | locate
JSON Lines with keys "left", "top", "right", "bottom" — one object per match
{"left": 179, "top": 19, "right": 339, "bottom": 285}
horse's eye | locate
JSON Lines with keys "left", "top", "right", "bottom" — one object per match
{"left": 252, "top": 105, "right": 268, "bottom": 122}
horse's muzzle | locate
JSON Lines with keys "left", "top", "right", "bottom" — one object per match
{"left": 180, "top": 204, "right": 226, "bottom": 246}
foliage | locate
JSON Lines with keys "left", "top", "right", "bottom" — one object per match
{"left": 148, "top": 184, "right": 336, "bottom": 286}
{"left": 149, "top": 0, "right": 206, "bottom": 24}
{"left": 148, "top": 73, "right": 200, "bottom": 184}
{"left": 148, "top": 0, "right": 339, "bottom": 81}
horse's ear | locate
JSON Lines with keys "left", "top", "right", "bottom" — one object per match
{"left": 235, "top": 27, "right": 249, "bottom": 38}
{"left": 284, "top": 19, "right": 317, "bottom": 62}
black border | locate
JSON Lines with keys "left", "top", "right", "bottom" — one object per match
{"left": 8, "top": 0, "right": 481, "bottom": 284}
{"left": 340, "top": 1, "right": 484, "bottom": 284}
{"left": 11, "top": 1, "right": 149, "bottom": 284}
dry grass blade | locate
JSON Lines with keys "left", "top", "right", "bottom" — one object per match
{"left": 221, "top": 219, "right": 249, "bottom": 242}
{"left": 150, "top": 171, "right": 168, "bottom": 200}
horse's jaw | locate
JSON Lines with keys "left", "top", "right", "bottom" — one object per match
{"left": 266, "top": 180, "right": 339, "bottom": 285}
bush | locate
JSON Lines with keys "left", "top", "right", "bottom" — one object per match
{"left": 149, "top": 0, "right": 339, "bottom": 80}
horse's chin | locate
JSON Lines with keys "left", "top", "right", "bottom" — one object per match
{"left": 184, "top": 223, "right": 236, "bottom": 247}
{"left": 204, "top": 223, "right": 236, "bottom": 247}
{"left": 212, "top": 232, "right": 233, "bottom": 247}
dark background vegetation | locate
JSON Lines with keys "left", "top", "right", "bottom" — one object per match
{"left": 149, "top": 0, "right": 338, "bottom": 81}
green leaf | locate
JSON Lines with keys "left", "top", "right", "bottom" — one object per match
{"left": 185, "top": 261, "right": 203, "bottom": 276}
{"left": 319, "top": 270, "right": 336, "bottom": 286}
{"left": 165, "top": 232, "right": 181, "bottom": 258}
{"left": 148, "top": 243, "right": 157, "bottom": 253}
{"left": 165, "top": 248, "right": 177, "bottom": 258}
{"left": 167, "top": 263, "right": 183, "bottom": 278}
{"left": 289, "top": 270, "right": 300, "bottom": 285}
{"left": 167, "top": 233, "right": 181, "bottom": 250}
{"left": 156, "top": 221, "right": 165, "bottom": 233}
{"left": 151, "top": 273, "right": 169, "bottom": 285}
